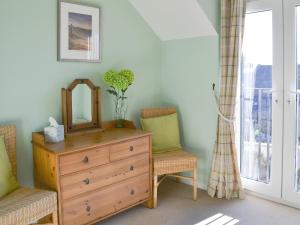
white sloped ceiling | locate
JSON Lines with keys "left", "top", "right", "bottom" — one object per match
{"left": 129, "top": 0, "right": 217, "bottom": 41}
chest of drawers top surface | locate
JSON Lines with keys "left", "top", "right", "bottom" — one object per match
{"left": 32, "top": 128, "right": 151, "bottom": 155}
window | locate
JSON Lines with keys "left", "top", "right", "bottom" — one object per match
{"left": 240, "top": 10, "right": 273, "bottom": 184}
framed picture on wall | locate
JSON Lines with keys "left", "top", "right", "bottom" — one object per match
{"left": 58, "top": 1, "right": 101, "bottom": 62}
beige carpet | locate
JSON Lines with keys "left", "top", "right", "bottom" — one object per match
{"left": 97, "top": 179, "right": 300, "bottom": 225}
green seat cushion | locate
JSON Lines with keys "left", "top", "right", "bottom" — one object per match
{"left": 141, "top": 113, "right": 182, "bottom": 153}
{"left": 0, "top": 136, "right": 19, "bottom": 198}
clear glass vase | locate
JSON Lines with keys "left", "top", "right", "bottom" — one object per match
{"left": 114, "top": 97, "right": 128, "bottom": 128}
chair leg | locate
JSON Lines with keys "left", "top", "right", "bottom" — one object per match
{"left": 193, "top": 167, "right": 197, "bottom": 201}
{"left": 153, "top": 175, "right": 158, "bottom": 208}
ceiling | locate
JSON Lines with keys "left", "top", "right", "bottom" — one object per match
{"left": 129, "top": 0, "right": 217, "bottom": 41}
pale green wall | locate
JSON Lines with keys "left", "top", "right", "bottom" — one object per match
{"left": 0, "top": 0, "right": 220, "bottom": 189}
{"left": 161, "top": 0, "right": 220, "bottom": 189}
{"left": 0, "top": 0, "right": 162, "bottom": 186}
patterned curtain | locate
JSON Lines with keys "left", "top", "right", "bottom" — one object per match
{"left": 207, "top": 0, "right": 246, "bottom": 199}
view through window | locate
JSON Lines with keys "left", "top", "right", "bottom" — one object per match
{"left": 240, "top": 11, "right": 273, "bottom": 184}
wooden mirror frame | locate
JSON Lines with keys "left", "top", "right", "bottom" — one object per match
{"left": 62, "top": 79, "right": 102, "bottom": 135}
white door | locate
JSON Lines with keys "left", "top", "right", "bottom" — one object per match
{"left": 283, "top": 0, "right": 300, "bottom": 206}
{"left": 239, "top": 0, "right": 284, "bottom": 199}
{"left": 240, "top": 0, "right": 300, "bottom": 207}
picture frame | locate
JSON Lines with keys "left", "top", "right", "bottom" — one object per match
{"left": 58, "top": 0, "right": 101, "bottom": 62}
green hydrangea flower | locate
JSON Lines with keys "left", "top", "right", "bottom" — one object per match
{"left": 113, "top": 75, "right": 129, "bottom": 90}
{"left": 119, "top": 69, "right": 134, "bottom": 85}
{"left": 103, "top": 69, "right": 135, "bottom": 91}
{"left": 103, "top": 70, "right": 118, "bottom": 86}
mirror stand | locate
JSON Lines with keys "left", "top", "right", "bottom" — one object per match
{"left": 62, "top": 79, "right": 102, "bottom": 136}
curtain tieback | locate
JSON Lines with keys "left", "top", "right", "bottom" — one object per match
{"left": 212, "top": 83, "right": 235, "bottom": 123}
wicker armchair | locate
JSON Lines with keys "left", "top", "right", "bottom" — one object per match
{"left": 0, "top": 125, "right": 58, "bottom": 225}
{"left": 141, "top": 108, "right": 198, "bottom": 208}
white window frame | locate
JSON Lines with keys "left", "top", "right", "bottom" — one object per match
{"left": 239, "top": 0, "right": 284, "bottom": 199}
{"left": 282, "top": 0, "right": 300, "bottom": 207}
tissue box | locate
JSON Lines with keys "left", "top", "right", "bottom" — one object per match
{"left": 44, "top": 125, "right": 65, "bottom": 143}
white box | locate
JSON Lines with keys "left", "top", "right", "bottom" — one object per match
{"left": 44, "top": 125, "right": 65, "bottom": 143}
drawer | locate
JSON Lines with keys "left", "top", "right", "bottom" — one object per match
{"left": 62, "top": 173, "right": 150, "bottom": 225}
{"left": 110, "top": 137, "right": 149, "bottom": 162}
{"left": 59, "top": 147, "right": 109, "bottom": 175}
{"left": 60, "top": 153, "right": 150, "bottom": 200}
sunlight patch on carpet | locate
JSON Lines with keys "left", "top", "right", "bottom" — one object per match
{"left": 195, "top": 213, "right": 239, "bottom": 225}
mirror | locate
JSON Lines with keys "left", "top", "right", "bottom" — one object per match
{"left": 62, "top": 79, "right": 102, "bottom": 134}
{"left": 72, "top": 84, "right": 92, "bottom": 124}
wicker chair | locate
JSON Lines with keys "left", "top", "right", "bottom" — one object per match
{"left": 0, "top": 125, "right": 58, "bottom": 225}
{"left": 141, "top": 108, "right": 198, "bottom": 208}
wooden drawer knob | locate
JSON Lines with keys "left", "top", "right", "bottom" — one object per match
{"left": 130, "top": 165, "right": 134, "bottom": 171}
{"left": 83, "top": 156, "right": 89, "bottom": 164}
{"left": 129, "top": 146, "right": 134, "bottom": 151}
{"left": 86, "top": 205, "right": 91, "bottom": 212}
{"left": 83, "top": 178, "right": 90, "bottom": 185}
{"left": 130, "top": 189, "right": 135, "bottom": 195}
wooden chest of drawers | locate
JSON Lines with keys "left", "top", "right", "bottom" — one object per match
{"left": 32, "top": 128, "right": 152, "bottom": 225}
